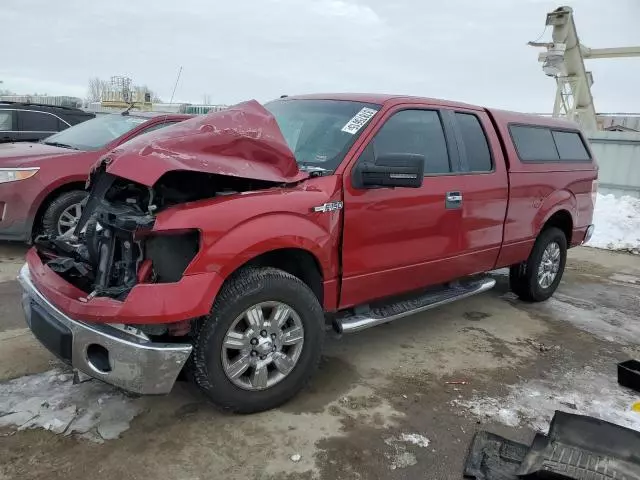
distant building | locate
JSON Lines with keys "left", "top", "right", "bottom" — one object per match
{"left": 597, "top": 114, "right": 640, "bottom": 132}
{"left": 0, "top": 95, "right": 83, "bottom": 108}
{"left": 85, "top": 102, "right": 227, "bottom": 115}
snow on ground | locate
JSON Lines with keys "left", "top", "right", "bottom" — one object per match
{"left": 398, "top": 433, "right": 430, "bottom": 448}
{"left": 587, "top": 193, "right": 640, "bottom": 254}
{"left": 502, "top": 291, "right": 640, "bottom": 345}
{"left": 456, "top": 366, "right": 640, "bottom": 434}
{"left": 0, "top": 369, "right": 142, "bottom": 442}
{"left": 384, "top": 432, "right": 431, "bottom": 470}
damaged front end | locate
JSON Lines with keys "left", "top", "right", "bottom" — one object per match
{"left": 20, "top": 100, "right": 317, "bottom": 395}
{"left": 34, "top": 100, "right": 303, "bottom": 304}
{"left": 36, "top": 161, "right": 158, "bottom": 300}
{"left": 35, "top": 163, "right": 276, "bottom": 303}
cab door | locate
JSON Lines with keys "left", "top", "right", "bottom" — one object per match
{"left": 340, "top": 105, "right": 468, "bottom": 308}
{"left": 446, "top": 109, "right": 509, "bottom": 274}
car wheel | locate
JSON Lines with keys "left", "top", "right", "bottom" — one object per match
{"left": 509, "top": 227, "right": 567, "bottom": 302}
{"left": 41, "top": 190, "right": 88, "bottom": 237}
{"left": 189, "top": 267, "right": 324, "bottom": 413}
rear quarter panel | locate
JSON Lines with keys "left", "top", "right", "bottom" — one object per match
{"left": 488, "top": 109, "right": 598, "bottom": 267}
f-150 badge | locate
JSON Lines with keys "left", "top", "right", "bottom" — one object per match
{"left": 313, "top": 202, "right": 344, "bottom": 213}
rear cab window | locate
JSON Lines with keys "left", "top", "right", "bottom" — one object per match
{"left": 454, "top": 112, "right": 493, "bottom": 172}
{"left": 509, "top": 124, "right": 591, "bottom": 163}
{"left": 552, "top": 130, "right": 591, "bottom": 161}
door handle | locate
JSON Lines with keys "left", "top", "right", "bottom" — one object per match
{"left": 445, "top": 191, "right": 463, "bottom": 209}
{"left": 446, "top": 192, "right": 463, "bottom": 202}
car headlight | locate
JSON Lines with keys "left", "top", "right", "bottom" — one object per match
{"left": 0, "top": 168, "right": 40, "bottom": 184}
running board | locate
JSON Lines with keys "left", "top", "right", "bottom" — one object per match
{"left": 335, "top": 277, "right": 496, "bottom": 334}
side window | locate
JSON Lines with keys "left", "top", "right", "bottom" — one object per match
{"left": 373, "top": 110, "right": 451, "bottom": 174}
{"left": 552, "top": 130, "right": 591, "bottom": 161}
{"left": 18, "top": 111, "right": 59, "bottom": 132}
{"left": 57, "top": 118, "right": 71, "bottom": 131}
{"left": 455, "top": 113, "right": 492, "bottom": 171}
{"left": 509, "top": 125, "right": 559, "bottom": 162}
{"left": 0, "top": 111, "right": 14, "bottom": 131}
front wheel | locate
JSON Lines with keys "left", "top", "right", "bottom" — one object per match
{"left": 189, "top": 267, "right": 324, "bottom": 413}
{"left": 509, "top": 227, "right": 567, "bottom": 302}
{"left": 41, "top": 190, "right": 88, "bottom": 237}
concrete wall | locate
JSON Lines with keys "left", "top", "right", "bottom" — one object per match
{"left": 587, "top": 131, "right": 640, "bottom": 198}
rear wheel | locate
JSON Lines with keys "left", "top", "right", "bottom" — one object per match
{"left": 509, "top": 227, "right": 567, "bottom": 302}
{"left": 189, "top": 267, "right": 324, "bottom": 413}
{"left": 41, "top": 190, "right": 88, "bottom": 237}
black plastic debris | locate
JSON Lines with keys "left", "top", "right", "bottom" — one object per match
{"left": 464, "top": 431, "right": 529, "bottom": 480}
{"left": 518, "top": 411, "right": 640, "bottom": 479}
{"left": 47, "top": 257, "right": 93, "bottom": 278}
{"left": 464, "top": 411, "right": 640, "bottom": 480}
{"left": 618, "top": 360, "right": 640, "bottom": 393}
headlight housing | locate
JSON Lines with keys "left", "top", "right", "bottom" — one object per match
{"left": 0, "top": 168, "right": 40, "bottom": 184}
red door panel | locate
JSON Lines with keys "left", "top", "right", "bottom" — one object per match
{"left": 339, "top": 106, "right": 468, "bottom": 309}
{"left": 448, "top": 110, "right": 509, "bottom": 274}
{"left": 340, "top": 178, "right": 464, "bottom": 308}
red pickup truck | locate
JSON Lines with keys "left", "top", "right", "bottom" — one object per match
{"left": 18, "top": 94, "right": 598, "bottom": 413}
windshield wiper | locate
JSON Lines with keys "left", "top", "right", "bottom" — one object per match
{"left": 43, "top": 141, "right": 80, "bottom": 150}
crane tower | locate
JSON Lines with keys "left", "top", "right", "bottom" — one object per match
{"left": 530, "top": 6, "right": 640, "bottom": 132}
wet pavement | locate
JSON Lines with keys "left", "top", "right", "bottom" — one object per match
{"left": 1, "top": 243, "right": 639, "bottom": 480}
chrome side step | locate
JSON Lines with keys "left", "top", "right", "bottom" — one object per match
{"left": 335, "top": 277, "right": 496, "bottom": 334}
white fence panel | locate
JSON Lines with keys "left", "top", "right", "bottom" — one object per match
{"left": 587, "top": 131, "right": 640, "bottom": 198}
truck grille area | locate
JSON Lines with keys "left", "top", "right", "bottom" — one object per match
{"left": 90, "top": 223, "right": 143, "bottom": 299}
{"left": 35, "top": 192, "right": 199, "bottom": 300}
{"left": 34, "top": 167, "right": 156, "bottom": 300}
{"left": 35, "top": 203, "right": 152, "bottom": 300}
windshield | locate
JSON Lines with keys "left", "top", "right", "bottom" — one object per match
{"left": 264, "top": 99, "right": 380, "bottom": 172}
{"left": 43, "top": 115, "right": 148, "bottom": 151}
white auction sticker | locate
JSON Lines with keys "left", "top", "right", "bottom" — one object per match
{"left": 341, "top": 107, "right": 378, "bottom": 135}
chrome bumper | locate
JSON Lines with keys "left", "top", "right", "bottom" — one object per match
{"left": 583, "top": 224, "right": 595, "bottom": 244}
{"left": 17, "top": 264, "right": 193, "bottom": 395}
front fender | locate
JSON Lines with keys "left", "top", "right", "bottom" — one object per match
{"left": 186, "top": 212, "right": 339, "bottom": 280}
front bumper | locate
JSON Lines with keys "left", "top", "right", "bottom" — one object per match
{"left": 24, "top": 247, "right": 222, "bottom": 324}
{"left": 18, "top": 264, "right": 193, "bottom": 395}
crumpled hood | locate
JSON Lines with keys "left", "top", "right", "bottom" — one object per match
{"left": 102, "top": 100, "right": 308, "bottom": 186}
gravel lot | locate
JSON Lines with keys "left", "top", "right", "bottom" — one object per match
{"left": 1, "top": 243, "right": 639, "bottom": 480}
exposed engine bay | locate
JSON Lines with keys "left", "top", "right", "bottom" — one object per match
{"left": 35, "top": 162, "right": 279, "bottom": 301}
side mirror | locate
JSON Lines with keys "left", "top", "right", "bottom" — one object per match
{"left": 357, "top": 153, "right": 424, "bottom": 188}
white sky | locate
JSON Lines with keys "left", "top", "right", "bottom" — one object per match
{"left": 3, "top": 0, "right": 640, "bottom": 112}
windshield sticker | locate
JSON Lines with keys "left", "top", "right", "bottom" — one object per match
{"left": 341, "top": 107, "right": 378, "bottom": 135}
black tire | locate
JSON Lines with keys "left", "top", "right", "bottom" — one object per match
{"left": 41, "top": 190, "right": 88, "bottom": 237}
{"left": 509, "top": 227, "right": 567, "bottom": 302}
{"left": 189, "top": 267, "right": 324, "bottom": 413}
